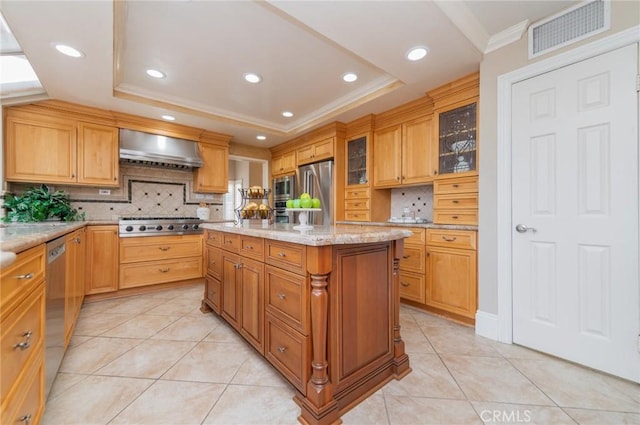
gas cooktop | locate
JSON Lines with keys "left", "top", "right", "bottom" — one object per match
{"left": 118, "top": 216, "right": 203, "bottom": 237}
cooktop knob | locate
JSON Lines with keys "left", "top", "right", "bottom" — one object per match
{"left": 139, "top": 225, "right": 146, "bottom": 231}
{"left": 182, "top": 224, "right": 189, "bottom": 230}
{"left": 125, "top": 225, "right": 133, "bottom": 232}
{"left": 156, "top": 225, "right": 163, "bottom": 231}
{"left": 193, "top": 224, "right": 199, "bottom": 230}
{"left": 168, "top": 224, "right": 174, "bottom": 230}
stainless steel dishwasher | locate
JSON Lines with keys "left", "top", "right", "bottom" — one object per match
{"left": 45, "top": 236, "right": 66, "bottom": 399}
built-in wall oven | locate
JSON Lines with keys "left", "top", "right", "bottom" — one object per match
{"left": 273, "top": 174, "right": 295, "bottom": 223}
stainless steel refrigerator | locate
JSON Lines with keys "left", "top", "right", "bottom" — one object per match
{"left": 296, "top": 160, "right": 333, "bottom": 226}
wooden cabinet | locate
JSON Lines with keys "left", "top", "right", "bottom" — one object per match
{"left": 65, "top": 228, "right": 86, "bottom": 347}
{"left": 119, "top": 235, "right": 203, "bottom": 289}
{"left": 426, "top": 229, "right": 477, "bottom": 320}
{"left": 373, "top": 116, "right": 434, "bottom": 188}
{"left": 193, "top": 142, "right": 229, "bottom": 193}
{"left": 271, "top": 151, "right": 296, "bottom": 176}
{"left": 297, "top": 136, "right": 334, "bottom": 166}
{"left": 433, "top": 175, "right": 478, "bottom": 225}
{"left": 5, "top": 108, "right": 119, "bottom": 187}
{"left": 398, "top": 228, "right": 426, "bottom": 304}
{"left": 0, "top": 245, "right": 46, "bottom": 425}
{"left": 203, "top": 231, "right": 223, "bottom": 314}
{"left": 85, "top": 226, "right": 119, "bottom": 295}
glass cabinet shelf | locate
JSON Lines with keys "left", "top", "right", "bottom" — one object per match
{"left": 438, "top": 103, "right": 477, "bottom": 175}
{"left": 347, "top": 136, "right": 368, "bottom": 185}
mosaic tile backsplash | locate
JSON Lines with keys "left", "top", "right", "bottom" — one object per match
{"left": 390, "top": 185, "right": 434, "bottom": 222}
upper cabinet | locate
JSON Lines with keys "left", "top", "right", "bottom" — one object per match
{"left": 271, "top": 150, "right": 296, "bottom": 177}
{"left": 373, "top": 115, "right": 434, "bottom": 188}
{"left": 346, "top": 136, "right": 368, "bottom": 186}
{"left": 5, "top": 107, "right": 119, "bottom": 187}
{"left": 297, "top": 136, "right": 334, "bottom": 166}
{"left": 193, "top": 132, "right": 230, "bottom": 193}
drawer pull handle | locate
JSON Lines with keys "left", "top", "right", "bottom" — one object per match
{"left": 159, "top": 268, "right": 170, "bottom": 273}
{"left": 452, "top": 200, "right": 459, "bottom": 204}
{"left": 159, "top": 247, "right": 171, "bottom": 251}
{"left": 233, "top": 263, "right": 243, "bottom": 269}
{"left": 14, "top": 272, "right": 34, "bottom": 280}
{"left": 19, "top": 414, "right": 32, "bottom": 425}
{"left": 75, "top": 237, "right": 81, "bottom": 244}
{"left": 278, "top": 252, "right": 287, "bottom": 258}
{"left": 453, "top": 184, "right": 459, "bottom": 188}
{"left": 452, "top": 216, "right": 459, "bottom": 219}
{"left": 14, "top": 331, "right": 32, "bottom": 351}
{"left": 246, "top": 245, "right": 253, "bottom": 250}
{"left": 402, "top": 255, "right": 410, "bottom": 259}
{"left": 277, "top": 346, "right": 287, "bottom": 353}
{"left": 400, "top": 282, "right": 410, "bottom": 287}
{"left": 442, "top": 236, "right": 457, "bottom": 242}
{"left": 277, "top": 293, "right": 286, "bottom": 300}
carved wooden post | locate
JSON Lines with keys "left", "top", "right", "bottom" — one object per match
{"left": 392, "top": 239, "right": 410, "bottom": 376}
{"left": 309, "top": 272, "right": 330, "bottom": 389}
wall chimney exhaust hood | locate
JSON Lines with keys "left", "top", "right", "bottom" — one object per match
{"left": 119, "top": 129, "right": 203, "bottom": 169}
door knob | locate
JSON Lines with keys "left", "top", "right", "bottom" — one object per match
{"left": 515, "top": 224, "right": 536, "bottom": 233}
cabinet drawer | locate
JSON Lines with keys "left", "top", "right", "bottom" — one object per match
{"left": 426, "top": 229, "right": 477, "bottom": 250}
{"left": 404, "top": 227, "right": 426, "bottom": 244}
{"left": 266, "top": 241, "right": 306, "bottom": 275}
{"left": 222, "top": 233, "right": 240, "bottom": 253}
{"left": 119, "top": 257, "right": 203, "bottom": 288}
{"left": 206, "top": 230, "right": 222, "bottom": 247}
{"left": 1, "top": 285, "right": 45, "bottom": 403}
{"left": 265, "top": 315, "right": 309, "bottom": 394}
{"left": 344, "top": 210, "right": 370, "bottom": 222}
{"left": 120, "top": 235, "right": 203, "bottom": 263}
{"left": 434, "top": 193, "right": 478, "bottom": 210}
{"left": 0, "top": 245, "right": 45, "bottom": 316}
{"left": 434, "top": 176, "right": 478, "bottom": 194}
{"left": 206, "top": 246, "right": 222, "bottom": 279}
{"left": 204, "top": 275, "right": 221, "bottom": 314}
{"left": 1, "top": 354, "right": 44, "bottom": 425}
{"left": 240, "top": 236, "right": 265, "bottom": 261}
{"left": 399, "top": 271, "right": 425, "bottom": 304}
{"left": 433, "top": 210, "right": 478, "bottom": 226}
{"left": 344, "top": 198, "right": 370, "bottom": 210}
{"left": 345, "top": 187, "right": 370, "bottom": 199}
{"left": 399, "top": 245, "right": 425, "bottom": 273}
{"left": 265, "top": 266, "right": 309, "bottom": 334}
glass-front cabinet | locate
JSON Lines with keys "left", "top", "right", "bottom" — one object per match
{"left": 346, "top": 136, "right": 368, "bottom": 186}
{"left": 437, "top": 102, "right": 477, "bottom": 176}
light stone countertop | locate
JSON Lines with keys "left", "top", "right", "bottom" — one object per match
{"left": 202, "top": 222, "right": 413, "bottom": 246}
{"left": 0, "top": 221, "right": 88, "bottom": 255}
{"left": 337, "top": 220, "right": 478, "bottom": 231}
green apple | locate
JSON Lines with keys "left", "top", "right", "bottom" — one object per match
{"left": 300, "top": 192, "right": 311, "bottom": 200}
{"left": 311, "top": 197, "right": 321, "bottom": 208}
{"left": 292, "top": 199, "right": 301, "bottom": 208}
{"left": 300, "top": 197, "right": 312, "bottom": 208}
{"left": 286, "top": 199, "right": 294, "bottom": 208}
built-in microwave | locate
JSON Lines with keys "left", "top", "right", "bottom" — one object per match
{"left": 273, "top": 174, "right": 295, "bottom": 200}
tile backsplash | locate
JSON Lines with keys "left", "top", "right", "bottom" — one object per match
{"left": 5, "top": 164, "right": 224, "bottom": 221}
{"left": 390, "top": 185, "right": 433, "bottom": 221}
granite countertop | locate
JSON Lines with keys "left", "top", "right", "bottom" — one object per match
{"left": 337, "top": 220, "right": 478, "bottom": 231}
{"left": 202, "top": 222, "right": 413, "bottom": 246}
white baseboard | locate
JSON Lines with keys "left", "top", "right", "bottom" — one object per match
{"left": 475, "top": 310, "right": 499, "bottom": 341}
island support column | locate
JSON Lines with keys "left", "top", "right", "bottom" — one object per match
{"left": 392, "top": 239, "right": 410, "bottom": 376}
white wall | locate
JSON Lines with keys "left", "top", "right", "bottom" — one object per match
{"left": 477, "top": 1, "right": 640, "bottom": 315}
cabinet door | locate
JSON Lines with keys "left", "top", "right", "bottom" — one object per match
{"left": 194, "top": 143, "right": 229, "bottom": 193}
{"left": 296, "top": 144, "right": 314, "bottom": 165}
{"left": 426, "top": 246, "right": 477, "bottom": 319}
{"left": 373, "top": 125, "right": 402, "bottom": 187}
{"left": 85, "top": 226, "right": 119, "bottom": 295}
{"left": 205, "top": 275, "right": 221, "bottom": 315}
{"left": 435, "top": 102, "right": 477, "bottom": 177}
{"left": 77, "top": 122, "right": 119, "bottom": 186}
{"left": 5, "top": 113, "right": 77, "bottom": 184}
{"left": 221, "top": 252, "right": 242, "bottom": 330}
{"left": 402, "top": 116, "right": 434, "bottom": 185}
{"left": 240, "top": 258, "right": 265, "bottom": 353}
{"left": 346, "top": 136, "right": 368, "bottom": 187}
{"left": 281, "top": 151, "right": 296, "bottom": 174}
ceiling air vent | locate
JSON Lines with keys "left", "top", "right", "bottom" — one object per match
{"left": 528, "top": 0, "right": 610, "bottom": 59}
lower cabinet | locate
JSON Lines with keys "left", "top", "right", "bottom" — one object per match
{"left": 65, "top": 228, "right": 86, "bottom": 347}
{"left": 398, "top": 228, "right": 426, "bottom": 304}
{"left": 85, "top": 225, "right": 119, "bottom": 295}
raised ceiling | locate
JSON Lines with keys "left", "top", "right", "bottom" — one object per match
{"left": 1, "top": 0, "right": 574, "bottom": 147}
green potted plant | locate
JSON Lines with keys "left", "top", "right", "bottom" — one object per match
{"left": 2, "top": 184, "right": 85, "bottom": 222}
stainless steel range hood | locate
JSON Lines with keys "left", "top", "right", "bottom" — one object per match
{"left": 119, "top": 129, "right": 203, "bottom": 169}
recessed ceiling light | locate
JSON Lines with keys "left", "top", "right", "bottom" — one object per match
{"left": 161, "top": 114, "right": 175, "bottom": 121}
{"left": 282, "top": 111, "right": 293, "bottom": 118}
{"left": 146, "top": 69, "right": 166, "bottom": 79}
{"left": 407, "top": 46, "right": 429, "bottom": 61}
{"left": 256, "top": 135, "right": 266, "bottom": 141}
{"left": 53, "top": 44, "right": 84, "bottom": 58}
{"left": 244, "top": 73, "right": 262, "bottom": 84}
{"left": 342, "top": 72, "right": 358, "bottom": 83}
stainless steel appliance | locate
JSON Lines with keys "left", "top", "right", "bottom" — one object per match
{"left": 273, "top": 175, "right": 295, "bottom": 223}
{"left": 119, "top": 217, "right": 203, "bottom": 237}
{"left": 296, "top": 160, "right": 333, "bottom": 226}
{"left": 119, "top": 129, "right": 203, "bottom": 169}
{"left": 45, "top": 236, "right": 66, "bottom": 399}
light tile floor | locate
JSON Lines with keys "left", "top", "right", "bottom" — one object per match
{"left": 43, "top": 283, "right": 640, "bottom": 425}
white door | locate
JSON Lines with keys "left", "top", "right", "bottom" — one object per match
{"left": 512, "top": 43, "right": 639, "bottom": 383}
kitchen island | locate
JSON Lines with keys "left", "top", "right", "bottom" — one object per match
{"left": 200, "top": 222, "right": 412, "bottom": 425}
